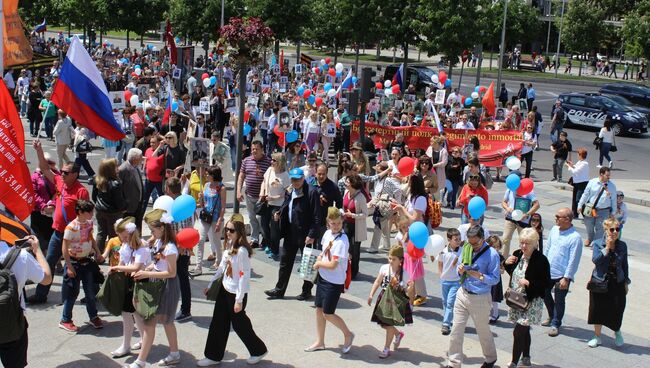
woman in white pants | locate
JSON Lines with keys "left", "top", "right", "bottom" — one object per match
{"left": 320, "top": 111, "right": 337, "bottom": 165}
{"left": 192, "top": 166, "right": 227, "bottom": 276}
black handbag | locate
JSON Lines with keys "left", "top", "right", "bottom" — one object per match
{"left": 586, "top": 275, "right": 608, "bottom": 294}
{"left": 505, "top": 288, "right": 530, "bottom": 311}
{"left": 593, "top": 136, "right": 603, "bottom": 149}
{"left": 254, "top": 199, "right": 269, "bottom": 216}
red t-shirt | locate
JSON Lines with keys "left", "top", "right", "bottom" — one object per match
{"left": 52, "top": 175, "right": 90, "bottom": 233}
{"left": 145, "top": 147, "right": 165, "bottom": 182}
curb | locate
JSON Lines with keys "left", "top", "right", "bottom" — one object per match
{"left": 546, "top": 182, "right": 649, "bottom": 208}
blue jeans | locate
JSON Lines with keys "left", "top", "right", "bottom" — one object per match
{"left": 599, "top": 142, "right": 612, "bottom": 166}
{"left": 43, "top": 116, "right": 56, "bottom": 138}
{"left": 584, "top": 208, "right": 610, "bottom": 244}
{"left": 33, "top": 231, "right": 64, "bottom": 300}
{"left": 141, "top": 179, "right": 163, "bottom": 213}
{"left": 61, "top": 262, "right": 98, "bottom": 322}
{"left": 117, "top": 141, "right": 133, "bottom": 164}
{"left": 229, "top": 145, "right": 237, "bottom": 172}
{"left": 441, "top": 280, "right": 460, "bottom": 327}
{"left": 550, "top": 123, "right": 563, "bottom": 144}
{"left": 543, "top": 278, "right": 569, "bottom": 328}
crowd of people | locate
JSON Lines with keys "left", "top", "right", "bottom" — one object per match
{"left": 0, "top": 34, "right": 634, "bottom": 368}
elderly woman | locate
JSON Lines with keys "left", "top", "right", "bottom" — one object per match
{"left": 342, "top": 174, "right": 368, "bottom": 279}
{"left": 566, "top": 148, "right": 590, "bottom": 218}
{"left": 426, "top": 136, "right": 448, "bottom": 201}
{"left": 587, "top": 217, "right": 630, "bottom": 348}
{"left": 504, "top": 228, "right": 551, "bottom": 368}
{"left": 259, "top": 153, "right": 291, "bottom": 260}
{"left": 417, "top": 155, "right": 438, "bottom": 196}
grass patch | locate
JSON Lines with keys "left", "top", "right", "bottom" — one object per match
{"left": 48, "top": 27, "right": 159, "bottom": 41}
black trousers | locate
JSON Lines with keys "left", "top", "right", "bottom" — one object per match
{"left": 204, "top": 288, "right": 267, "bottom": 362}
{"left": 0, "top": 318, "right": 28, "bottom": 368}
{"left": 30, "top": 211, "right": 53, "bottom": 254}
{"left": 571, "top": 181, "right": 588, "bottom": 218}
{"left": 275, "top": 231, "right": 313, "bottom": 295}
{"left": 177, "top": 254, "right": 191, "bottom": 315}
{"left": 521, "top": 151, "right": 533, "bottom": 178}
{"left": 260, "top": 205, "right": 281, "bottom": 254}
{"left": 344, "top": 221, "right": 361, "bottom": 279}
{"left": 512, "top": 323, "right": 531, "bottom": 364}
{"left": 95, "top": 211, "right": 122, "bottom": 253}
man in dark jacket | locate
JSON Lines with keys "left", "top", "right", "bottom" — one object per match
{"left": 311, "top": 164, "right": 343, "bottom": 244}
{"left": 265, "top": 168, "right": 320, "bottom": 300}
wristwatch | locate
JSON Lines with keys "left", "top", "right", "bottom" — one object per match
{"left": 479, "top": 273, "right": 485, "bottom": 282}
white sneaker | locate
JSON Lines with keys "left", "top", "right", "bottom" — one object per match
{"left": 157, "top": 352, "right": 181, "bottom": 366}
{"left": 196, "top": 358, "right": 220, "bottom": 367}
{"left": 596, "top": 165, "right": 602, "bottom": 168}
{"left": 246, "top": 351, "right": 267, "bottom": 365}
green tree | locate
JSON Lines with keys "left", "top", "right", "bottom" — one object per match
{"left": 114, "top": 0, "right": 167, "bottom": 48}
{"left": 245, "top": 0, "right": 309, "bottom": 58}
{"left": 484, "top": 0, "right": 542, "bottom": 51}
{"left": 561, "top": 0, "right": 604, "bottom": 57}
{"left": 621, "top": 0, "right": 650, "bottom": 61}
{"left": 169, "top": 0, "right": 244, "bottom": 44}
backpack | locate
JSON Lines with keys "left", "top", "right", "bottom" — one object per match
{"left": 0, "top": 246, "right": 26, "bottom": 344}
{"left": 424, "top": 195, "right": 443, "bottom": 229}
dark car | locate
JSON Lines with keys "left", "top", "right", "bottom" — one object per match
{"left": 383, "top": 65, "right": 437, "bottom": 93}
{"left": 558, "top": 92, "right": 648, "bottom": 135}
{"left": 586, "top": 92, "right": 650, "bottom": 123}
{"left": 599, "top": 83, "right": 650, "bottom": 108}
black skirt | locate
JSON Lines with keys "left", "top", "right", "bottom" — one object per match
{"left": 588, "top": 278, "right": 626, "bottom": 331}
{"left": 491, "top": 278, "right": 504, "bottom": 303}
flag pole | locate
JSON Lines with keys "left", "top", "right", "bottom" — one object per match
{"left": 0, "top": 0, "right": 4, "bottom": 76}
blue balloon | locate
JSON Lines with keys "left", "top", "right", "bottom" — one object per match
{"left": 243, "top": 123, "right": 252, "bottom": 136}
{"left": 297, "top": 86, "right": 305, "bottom": 96}
{"left": 323, "top": 83, "right": 332, "bottom": 92}
{"left": 444, "top": 79, "right": 452, "bottom": 88}
{"left": 336, "top": 71, "right": 342, "bottom": 78}
{"left": 505, "top": 173, "right": 521, "bottom": 192}
{"left": 408, "top": 222, "right": 429, "bottom": 249}
{"left": 308, "top": 95, "right": 316, "bottom": 105}
{"left": 121, "top": 58, "right": 129, "bottom": 64}
{"left": 351, "top": 76, "right": 358, "bottom": 84}
{"left": 322, "top": 64, "right": 329, "bottom": 71}
{"left": 474, "top": 86, "right": 480, "bottom": 93}
{"left": 445, "top": 179, "right": 453, "bottom": 192}
{"left": 468, "top": 197, "right": 487, "bottom": 220}
{"left": 171, "top": 101, "right": 179, "bottom": 112}
{"left": 210, "top": 76, "right": 217, "bottom": 86}
{"left": 464, "top": 97, "right": 473, "bottom": 107}
{"left": 171, "top": 194, "right": 196, "bottom": 222}
{"left": 286, "top": 130, "right": 299, "bottom": 143}
{"left": 134, "top": 64, "right": 141, "bottom": 69}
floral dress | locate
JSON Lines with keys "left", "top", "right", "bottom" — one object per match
{"left": 507, "top": 257, "right": 544, "bottom": 326}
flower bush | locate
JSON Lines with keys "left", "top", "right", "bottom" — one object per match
{"left": 219, "top": 17, "right": 274, "bottom": 64}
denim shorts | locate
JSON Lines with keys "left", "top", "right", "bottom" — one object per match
{"left": 314, "top": 277, "right": 344, "bottom": 315}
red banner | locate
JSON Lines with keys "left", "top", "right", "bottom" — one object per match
{"left": 350, "top": 122, "right": 523, "bottom": 167}
{"left": 0, "top": 81, "right": 34, "bottom": 220}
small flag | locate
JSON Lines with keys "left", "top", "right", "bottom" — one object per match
{"left": 33, "top": 19, "right": 47, "bottom": 33}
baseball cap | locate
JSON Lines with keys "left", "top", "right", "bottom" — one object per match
{"left": 288, "top": 168, "right": 304, "bottom": 179}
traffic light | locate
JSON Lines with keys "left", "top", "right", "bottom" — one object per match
{"left": 203, "top": 33, "right": 210, "bottom": 51}
{"left": 360, "top": 67, "right": 376, "bottom": 103}
{"left": 348, "top": 90, "right": 359, "bottom": 118}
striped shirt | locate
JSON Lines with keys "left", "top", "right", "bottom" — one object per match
{"left": 241, "top": 155, "right": 272, "bottom": 198}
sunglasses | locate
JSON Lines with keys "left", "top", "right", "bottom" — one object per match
{"left": 271, "top": 159, "right": 277, "bottom": 163}
{"left": 61, "top": 170, "right": 71, "bottom": 176}
{"left": 225, "top": 227, "right": 236, "bottom": 233}
{"left": 608, "top": 227, "right": 620, "bottom": 233}
{"left": 165, "top": 136, "right": 173, "bottom": 140}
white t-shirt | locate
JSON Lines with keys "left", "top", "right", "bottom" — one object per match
{"left": 406, "top": 195, "right": 427, "bottom": 216}
{"left": 599, "top": 128, "right": 614, "bottom": 144}
{"left": 211, "top": 245, "right": 251, "bottom": 303}
{"left": 119, "top": 244, "right": 151, "bottom": 267}
{"left": 318, "top": 230, "right": 349, "bottom": 285}
{"left": 503, "top": 189, "right": 537, "bottom": 225}
{"left": 457, "top": 223, "right": 491, "bottom": 242}
{"left": 152, "top": 240, "right": 178, "bottom": 273}
{"left": 378, "top": 263, "right": 411, "bottom": 289}
{"left": 323, "top": 122, "right": 337, "bottom": 138}
{"left": 439, "top": 247, "right": 461, "bottom": 281}
{"left": 387, "top": 160, "right": 400, "bottom": 175}
{"left": 0, "top": 242, "right": 45, "bottom": 310}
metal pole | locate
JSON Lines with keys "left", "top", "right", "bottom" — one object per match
{"left": 554, "top": 0, "right": 566, "bottom": 78}
{"left": 475, "top": 44, "right": 483, "bottom": 87}
{"left": 0, "top": 0, "right": 4, "bottom": 76}
{"left": 496, "top": 0, "right": 508, "bottom": 93}
{"left": 233, "top": 62, "right": 247, "bottom": 213}
{"left": 545, "top": 0, "right": 552, "bottom": 54}
{"left": 220, "top": 0, "right": 225, "bottom": 28}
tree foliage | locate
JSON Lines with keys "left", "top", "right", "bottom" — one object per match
{"left": 169, "top": 0, "right": 244, "bottom": 43}
{"left": 484, "top": 0, "right": 542, "bottom": 50}
{"left": 560, "top": 0, "right": 604, "bottom": 55}
{"left": 621, "top": 0, "right": 650, "bottom": 60}
{"left": 245, "top": 0, "right": 309, "bottom": 44}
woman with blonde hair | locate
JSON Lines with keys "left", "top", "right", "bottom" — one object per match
{"left": 303, "top": 111, "right": 321, "bottom": 153}
{"left": 259, "top": 152, "right": 291, "bottom": 260}
{"left": 92, "top": 158, "right": 126, "bottom": 252}
{"left": 587, "top": 217, "right": 630, "bottom": 348}
{"left": 321, "top": 111, "right": 337, "bottom": 165}
{"left": 504, "top": 228, "right": 551, "bottom": 368}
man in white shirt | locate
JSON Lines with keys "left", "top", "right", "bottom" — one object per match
{"left": 3, "top": 69, "right": 15, "bottom": 95}
{"left": 446, "top": 88, "right": 459, "bottom": 107}
{"left": 424, "top": 92, "right": 436, "bottom": 116}
{"left": 186, "top": 71, "right": 197, "bottom": 95}
{"left": 15, "top": 70, "right": 31, "bottom": 117}
{"left": 454, "top": 114, "right": 475, "bottom": 130}
{"left": 0, "top": 236, "right": 52, "bottom": 367}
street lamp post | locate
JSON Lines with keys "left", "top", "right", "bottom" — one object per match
{"left": 496, "top": 0, "right": 508, "bottom": 95}
{"left": 554, "top": 0, "right": 566, "bottom": 77}
{"left": 234, "top": 62, "right": 246, "bottom": 213}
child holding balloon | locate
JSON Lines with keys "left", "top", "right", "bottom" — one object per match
{"left": 395, "top": 217, "right": 428, "bottom": 306}
{"left": 368, "top": 245, "right": 415, "bottom": 359}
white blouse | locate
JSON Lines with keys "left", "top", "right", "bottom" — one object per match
{"left": 568, "top": 159, "right": 590, "bottom": 184}
{"left": 209, "top": 245, "right": 251, "bottom": 303}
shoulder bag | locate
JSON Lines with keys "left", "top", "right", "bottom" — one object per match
{"left": 504, "top": 257, "right": 530, "bottom": 311}
{"left": 199, "top": 184, "right": 222, "bottom": 223}
{"left": 586, "top": 274, "right": 608, "bottom": 294}
{"left": 582, "top": 184, "right": 606, "bottom": 218}
{"left": 96, "top": 272, "right": 128, "bottom": 316}
{"left": 374, "top": 268, "right": 409, "bottom": 326}
{"left": 610, "top": 133, "right": 617, "bottom": 152}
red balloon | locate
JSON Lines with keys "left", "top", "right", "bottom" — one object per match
{"left": 124, "top": 90, "right": 133, "bottom": 103}
{"left": 274, "top": 124, "right": 282, "bottom": 137}
{"left": 479, "top": 86, "right": 487, "bottom": 93}
{"left": 375, "top": 82, "right": 383, "bottom": 89}
{"left": 397, "top": 157, "right": 416, "bottom": 177}
{"left": 201, "top": 73, "right": 209, "bottom": 80}
{"left": 303, "top": 89, "right": 311, "bottom": 98}
{"left": 392, "top": 80, "right": 398, "bottom": 86}
{"left": 244, "top": 110, "right": 250, "bottom": 122}
{"left": 315, "top": 97, "right": 323, "bottom": 107}
{"left": 516, "top": 178, "right": 534, "bottom": 196}
{"left": 407, "top": 241, "right": 425, "bottom": 259}
{"left": 461, "top": 95, "right": 466, "bottom": 104}
{"left": 177, "top": 228, "right": 200, "bottom": 250}
{"left": 335, "top": 118, "right": 340, "bottom": 129}
{"left": 391, "top": 84, "right": 400, "bottom": 94}
{"left": 328, "top": 68, "right": 336, "bottom": 77}
{"left": 314, "top": 67, "right": 320, "bottom": 74}
{"left": 325, "top": 57, "right": 331, "bottom": 64}
{"left": 277, "top": 134, "right": 286, "bottom": 148}
{"left": 438, "top": 71, "right": 448, "bottom": 85}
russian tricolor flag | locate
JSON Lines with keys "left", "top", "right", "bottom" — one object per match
{"left": 162, "top": 80, "right": 173, "bottom": 125}
{"left": 51, "top": 37, "right": 125, "bottom": 141}
{"left": 33, "top": 19, "right": 47, "bottom": 33}
{"left": 392, "top": 63, "right": 404, "bottom": 90}
{"left": 335, "top": 68, "right": 353, "bottom": 97}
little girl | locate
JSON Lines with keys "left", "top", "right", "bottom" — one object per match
{"left": 486, "top": 235, "right": 505, "bottom": 324}
{"left": 368, "top": 245, "right": 414, "bottom": 359}
{"left": 106, "top": 217, "right": 150, "bottom": 358}
{"left": 615, "top": 191, "right": 627, "bottom": 238}
{"left": 102, "top": 218, "right": 132, "bottom": 268}
{"left": 395, "top": 217, "right": 427, "bottom": 306}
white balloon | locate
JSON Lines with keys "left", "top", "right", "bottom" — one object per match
{"left": 203, "top": 78, "right": 211, "bottom": 88}
{"left": 471, "top": 92, "right": 480, "bottom": 99}
{"left": 384, "top": 80, "right": 392, "bottom": 88}
{"left": 327, "top": 89, "right": 337, "bottom": 97}
{"left": 134, "top": 68, "right": 142, "bottom": 76}
{"left": 431, "top": 75, "right": 439, "bottom": 84}
{"left": 129, "top": 95, "right": 139, "bottom": 106}
{"left": 153, "top": 195, "right": 174, "bottom": 213}
{"left": 437, "top": 82, "right": 444, "bottom": 89}
{"left": 506, "top": 157, "right": 522, "bottom": 171}
{"left": 426, "top": 234, "right": 446, "bottom": 259}
{"left": 320, "top": 59, "right": 326, "bottom": 66}
{"left": 511, "top": 209, "right": 524, "bottom": 222}
{"left": 335, "top": 63, "right": 344, "bottom": 73}
{"left": 384, "top": 88, "right": 392, "bottom": 97}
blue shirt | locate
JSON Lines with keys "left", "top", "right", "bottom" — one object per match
{"left": 460, "top": 243, "right": 501, "bottom": 295}
{"left": 544, "top": 225, "right": 583, "bottom": 280}
{"left": 527, "top": 88, "right": 536, "bottom": 100}
{"left": 577, "top": 178, "right": 617, "bottom": 214}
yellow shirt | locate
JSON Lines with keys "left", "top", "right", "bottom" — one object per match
{"left": 105, "top": 237, "right": 122, "bottom": 267}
